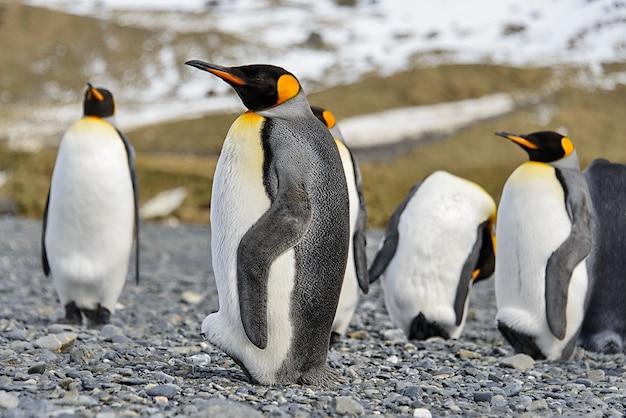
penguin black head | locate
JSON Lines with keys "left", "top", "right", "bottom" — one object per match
{"left": 185, "top": 60, "right": 302, "bottom": 112}
{"left": 311, "top": 106, "right": 337, "bottom": 130}
{"left": 83, "top": 83, "right": 115, "bottom": 118}
{"left": 495, "top": 131, "right": 575, "bottom": 163}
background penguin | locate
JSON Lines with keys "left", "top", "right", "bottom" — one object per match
{"left": 367, "top": 170, "right": 496, "bottom": 340}
{"left": 579, "top": 158, "right": 626, "bottom": 354}
{"left": 42, "top": 83, "right": 139, "bottom": 326}
{"left": 185, "top": 60, "right": 350, "bottom": 385}
{"left": 494, "top": 130, "right": 595, "bottom": 360}
{"left": 311, "top": 105, "right": 369, "bottom": 342}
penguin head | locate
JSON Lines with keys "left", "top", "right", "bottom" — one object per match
{"left": 311, "top": 105, "right": 345, "bottom": 142}
{"left": 495, "top": 131, "right": 575, "bottom": 163}
{"left": 185, "top": 60, "right": 302, "bottom": 112}
{"left": 83, "top": 83, "right": 115, "bottom": 118}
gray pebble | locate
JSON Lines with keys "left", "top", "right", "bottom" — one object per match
{"left": 0, "top": 391, "right": 19, "bottom": 409}
{"left": 473, "top": 391, "right": 493, "bottom": 403}
{"left": 331, "top": 396, "right": 365, "bottom": 415}
{"left": 146, "top": 383, "right": 180, "bottom": 399}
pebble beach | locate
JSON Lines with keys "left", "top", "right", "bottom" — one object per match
{"left": 1, "top": 217, "right": 624, "bottom": 417}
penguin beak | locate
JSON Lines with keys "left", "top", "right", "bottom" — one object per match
{"left": 86, "top": 82, "right": 104, "bottom": 102}
{"left": 185, "top": 60, "right": 246, "bottom": 86}
{"left": 495, "top": 131, "right": 539, "bottom": 150}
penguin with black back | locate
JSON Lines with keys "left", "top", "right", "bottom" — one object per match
{"left": 185, "top": 61, "right": 350, "bottom": 385}
{"left": 494, "top": 130, "right": 595, "bottom": 360}
{"left": 311, "top": 105, "right": 369, "bottom": 343}
{"left": 42, "top": 83, "right": 139, "bottom": 326}
{"left": 579, "top": 158, "right": 626, "bottom": 354}
{"left": 367, "top": 170, "right": 496, "bottom": 340}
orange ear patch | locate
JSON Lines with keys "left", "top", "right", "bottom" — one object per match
{"left": 561, "top": 136, "right": 574, "bottom": 157}
{"left": 322, "top": 109, "right": 336, "bottom": 129}
{"left": 276, "top": 74, "right": 301, "bottom": 105}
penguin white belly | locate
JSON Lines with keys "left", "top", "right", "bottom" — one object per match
{"left": 203, "top": 113, "right": 294, "bottom": 383}
{"left": 382, "top": 172, "right": 492, "bottom": 338}
{"left": 332, "top": 140, "right": 359, "bottom": 335}
{"left": 495, "top": 162, "right": 588, "bottom": 359}
{"left": 45, "top": 117, "right": 134, "bottom": 312}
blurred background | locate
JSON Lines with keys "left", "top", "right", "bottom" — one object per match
{"left": 1, "top": 0, "right": 625, "bottom": 227}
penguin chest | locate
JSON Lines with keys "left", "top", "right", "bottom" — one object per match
{"left": 211, "top": 112, "right": 271, "bottom": 238}
{"left": 45, "top": 117, "right": 134, "bottom": 279}
{"left": 496, "top": 163, "right": 572, "bottom": 292}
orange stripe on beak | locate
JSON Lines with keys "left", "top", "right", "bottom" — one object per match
{"left": 206, "top": 68, "right": 246, "bottom": 86}
{"left": 506, "top": 135, "right": 539, "bottom": 150}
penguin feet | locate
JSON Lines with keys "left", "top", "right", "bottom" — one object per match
{"left": 61, "top": 301, "right": 83, "bottom": 325}
{"left": 83, "top": 304, "right": 111, "bottom": 327}
{"left": 409, "top": 312, "right": 450, "bottom": 340}
{"left": 497, "top": 321, "right": 546, "bottom": 360}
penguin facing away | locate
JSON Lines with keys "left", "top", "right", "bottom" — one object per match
{"left": 311, "top": 105, "right": 369, "bottom": 341}
{"left": 42, "top": 83, "right": 139, "bottom": 326}
{"left": 579, "top": 158, "right": 626, "bottom": 354}
{"left": 368, "top": 170, "right": 496, "bottom": 340}
{"left": 185, "top": 61, "right": 350, "bottom": 385}
{"left": 494, "top": 130, "right": 595, "bottom": 360}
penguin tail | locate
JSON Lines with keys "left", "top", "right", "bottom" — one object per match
{"left": 581, "top": 330, "right": 624, "bottom": 354}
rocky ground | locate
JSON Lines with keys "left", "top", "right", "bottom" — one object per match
{"left": 0, "top": 217, "right": 624, "bottom": 417}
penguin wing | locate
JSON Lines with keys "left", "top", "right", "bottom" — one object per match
{"left": 41, "top": 189, "right": 51, "bottom": 276}
{"left": 545, "top": 169, "right": 594, "bottom": 340}
{"left": 116, "top": 128, "right": 140, "bottom": 285}
{"left": 351, "top": 154, "right": 370, "bottom": 294}
{"left": 237, "top": 174, "right": 313, "bottom": 349}
{"left": 368, "top": 179, "right": 425, "bottom": 283}
{"left": 452, "top": 220, "right": 494, "bottom": 326}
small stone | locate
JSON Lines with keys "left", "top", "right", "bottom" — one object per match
{"left": 189, "top": 353, "right": 211, "bottom": 365}
{"left": 0, "top": 391, "right": 19, "bottom": 409}
{"left": 331, "top": 396, "right": 364, "bottom": 416}
{"left": 33, "top": 332, "right": 77, "bottom": 352}
{"left": 413, "top": 408, "right": 432, "bottom": 417}
{"left": 100, "top": 324, "right": 125, "bottom": 342}
{"left": 111, "top": 334, "right": 132, "bottom": 344}
{"left": 154, "top": 396, "right": 169, "bottom": 404}
{"left": 500, "top": 353, "right": 535, "bottom": 371}
{"left": 27, "top": 362, "right": 46, "bottom": 374}
{"left": 586, "top": 369, "right": 605, "bottom": 382}
{"left": 386, "top": 355, "right": 399, "bottom": 364}
{"left": 474, "top": 391, "right": 493, "bottom": 402}
{"left": 382, "top": 328, "right": 406, "bottom": 343}
{"left": 347, "top": 330, "right": 368, "bottom": 339}
{"left": 503, "top": 382, "right": 523, "bottom": 397}
{"left": 193, "top": 398, "right": 264, "bottom": 417}
{"left": 146, "top": 384, "right": 179, "bottom": 399}
{"left": 458, "top": 349, "right": 480, "bottom": 359}
{"left": 528, "top": 399, "right": 548, "bottom": 411}
{"left": 181, "top": 291, "right": 204, "bottom": 305}
{"left": 53, "top": 394, "right": 98, "bottom": 407}
{"left": 70, "top": 345, "right": 92, "bottom": 365}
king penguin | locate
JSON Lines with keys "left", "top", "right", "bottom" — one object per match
{"left": 42, "top": 83, "right": 139, "bottom": 326}
{"left": 494, "top": 130, "right": 595, "bottom": 360}
{"left": 311, "top": 105, "right": 369, "bottom": 342}
{"left": 185, "top": 60, "right": 350, "bottom": 385}
{"left": 368, "top": 170, "right": 496, "bottom": 340}
{"left": 579, "top": 158, "right": 626, "bottom": 354}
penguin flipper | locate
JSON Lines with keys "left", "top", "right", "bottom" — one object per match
{"left": 453, "top": 221, "right": 493, "bottom": 326}
{"left": 237, "top": 188, "right": 312, "bottom": 349}
{"left": 41, "top": 189, "right": 51, "bottom": 276}
{"left": 545, "top": 169, "right": 594, "bottom": 340}
{"left": 368, "top": 178, "right": 425, "bottom": 283}
{"left": 116, "top": 128, "right": 140, "bottom": 285}
{"left": 353, "top": 162, "right": 370, "bottom": 293}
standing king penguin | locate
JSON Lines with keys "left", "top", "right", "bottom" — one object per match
{"left": 42, "top": 83, "right": 139, "bottom": 325}
{"left": 185, "top": 61, "right": 350, "bottom": 385}
{"left": 494, "top": 131, "right": 595, "bottom": 360}
{"left": 580, "top": 159, "right": 626, "bottom": 354}
{"left": 311, "top": 106, "right": 369, "bottom": 341}
{"left": 368, "top": 170, "right": 496, "bottom": 340}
